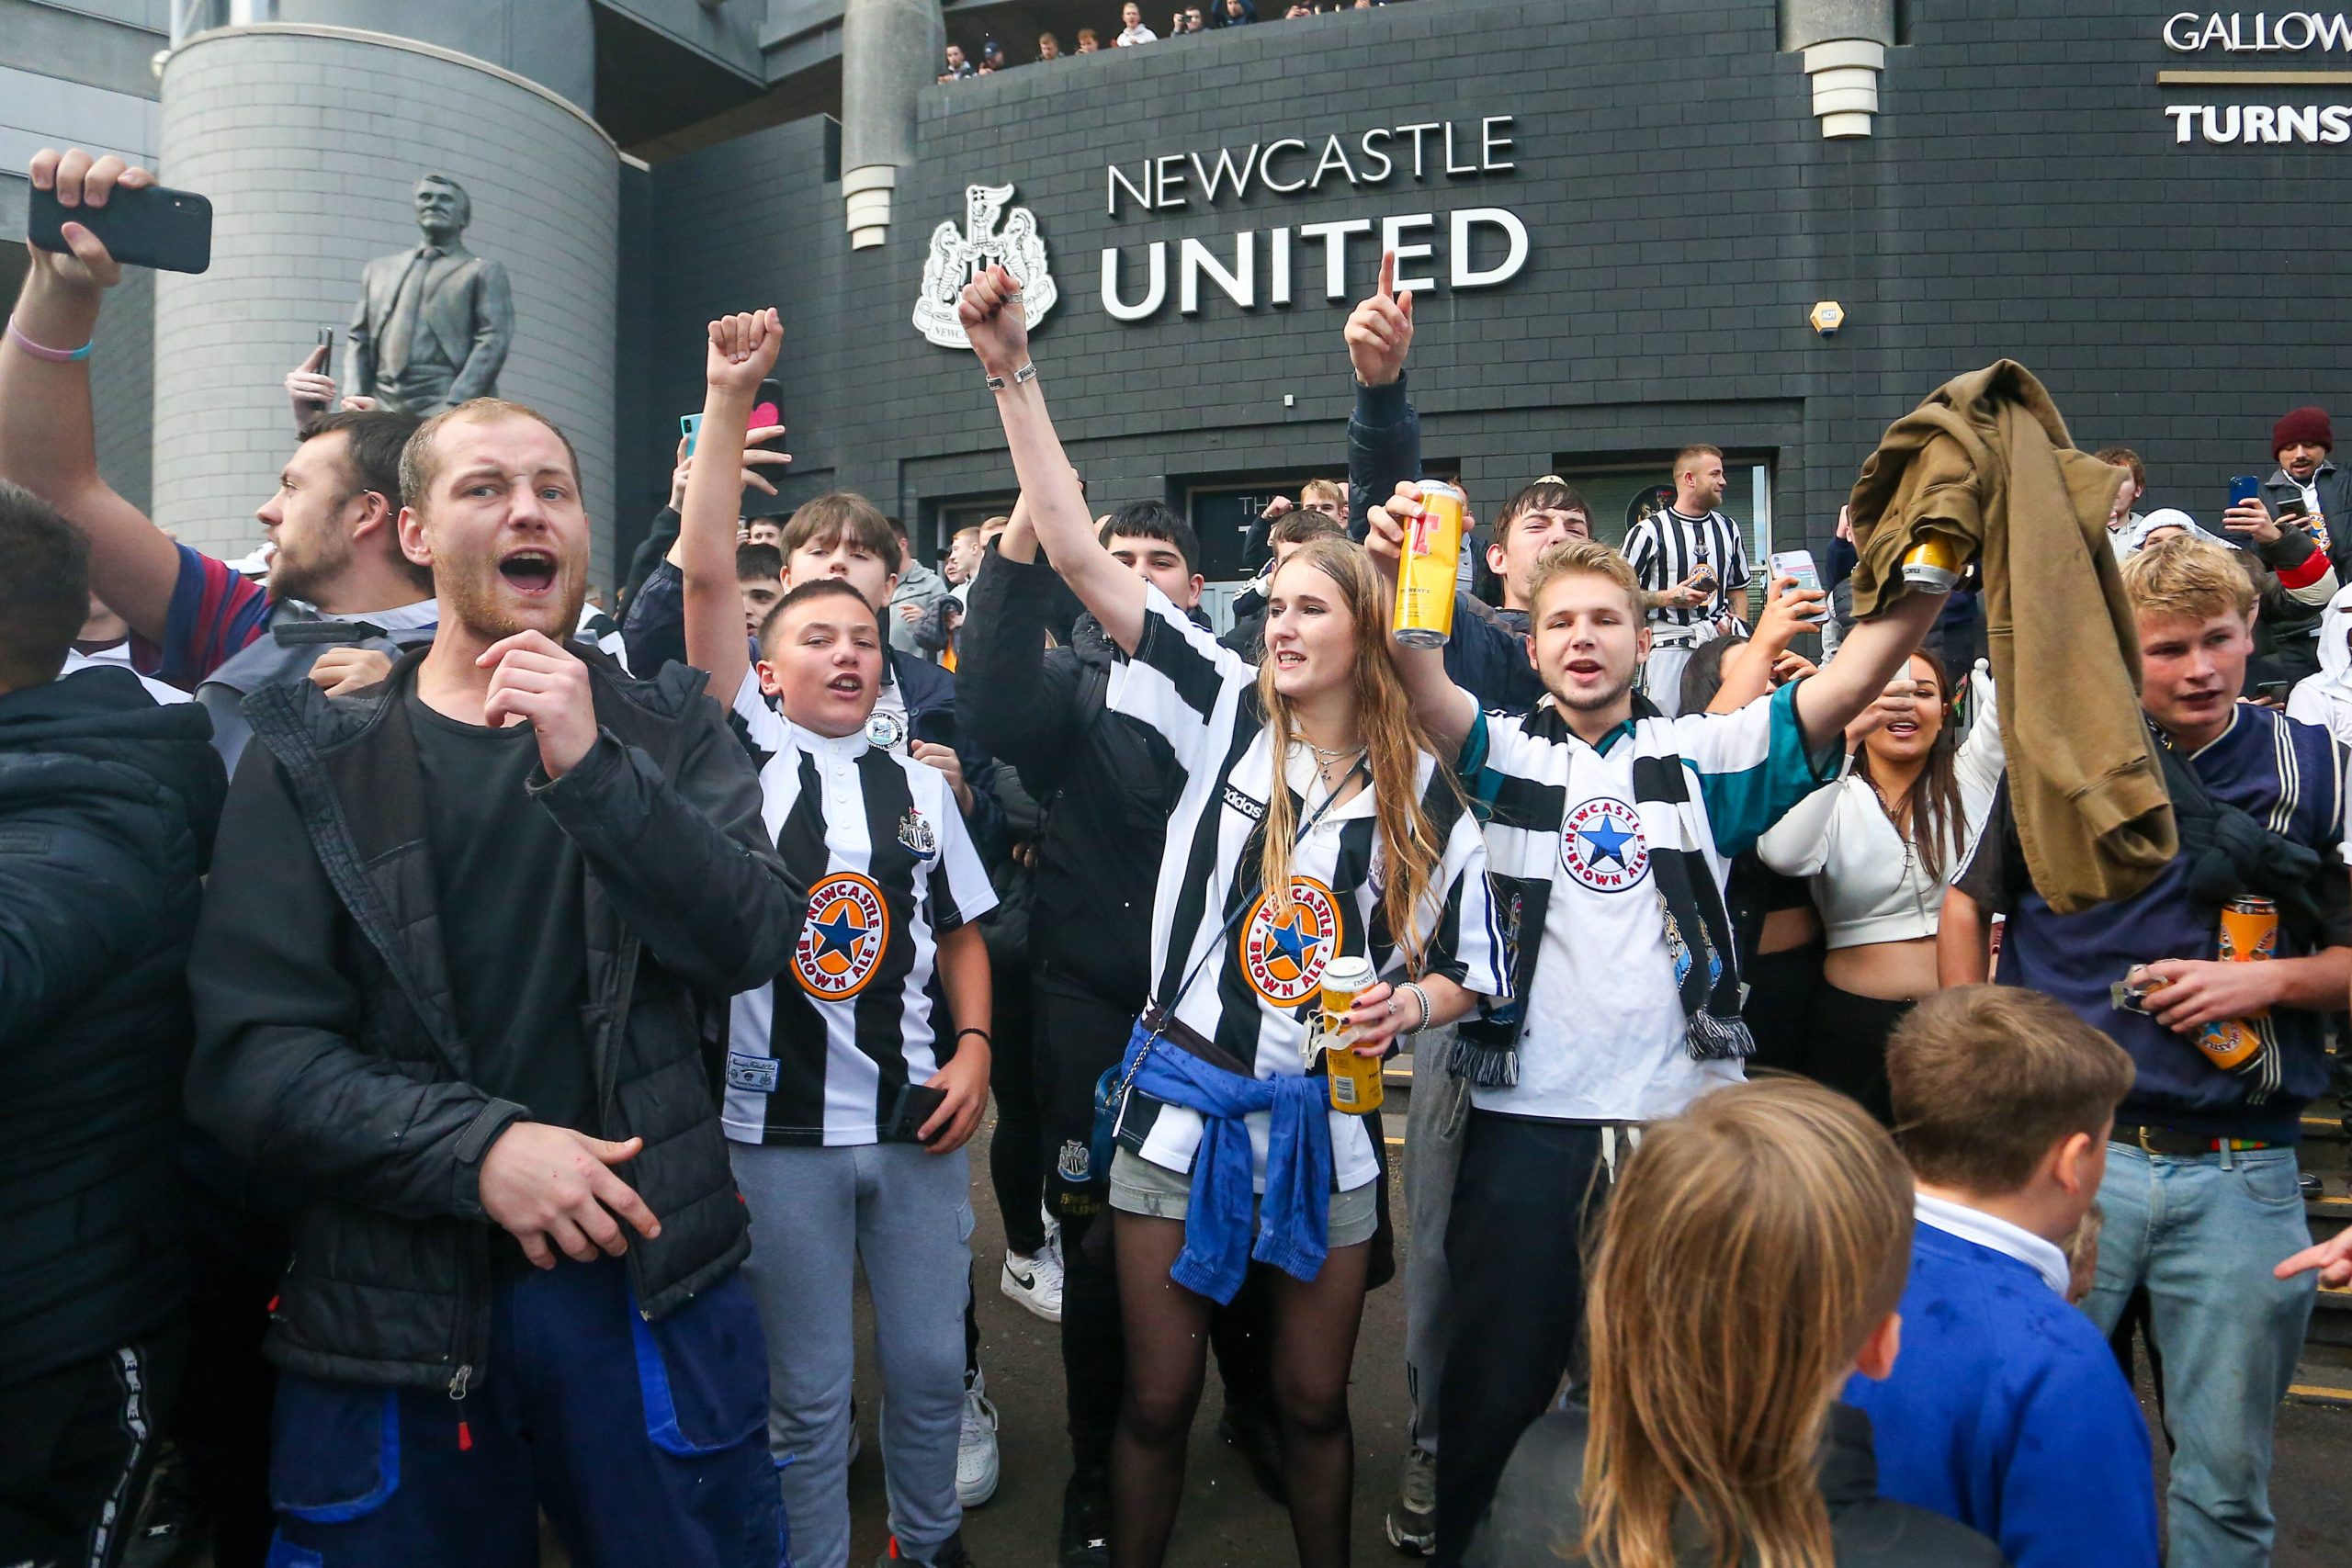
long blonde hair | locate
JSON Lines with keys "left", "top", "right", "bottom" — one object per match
{"left": 1582, "top": 1079, "right": 1914, "bottom": 1568}
{"left": 1254, "top": 536, "right": 1453, "bottom": 975}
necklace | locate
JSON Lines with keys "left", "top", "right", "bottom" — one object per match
{"left": 1302, "top": 736, "right": 1361, "bottom": 765}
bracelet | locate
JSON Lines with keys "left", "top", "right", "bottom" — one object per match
{"left": 1398, "top": 981, "right": 1433, "bottom": 1037}
{"left": 956, "top": 1027, "right": 992, "bottom": 1046}
{"left": 983, "top": 363, "right": 1037, "bottom": 392}
{"left": 6, "top": 318, "right": 94, "bottom": 363}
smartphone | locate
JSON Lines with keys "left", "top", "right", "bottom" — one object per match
{"left": 751, "top": 378, "right": 783, "bottom": 434}
{"left": 680, "top": 412, "right": 704, "bottom": 458}
{"left": 315, "top": 326, "right": 334, "bottom": 356}
{"left": 28, "top": 179, "right": 212, "bottom": 274}
{"left": 2228, "top": 475, "right": 2263, "bottom": 510}
{"left": 886, "top": 1082, "right": 950, "bottom": 1145}
{"left": 1768, "top": 549, "right": 1824, "bottom": 595}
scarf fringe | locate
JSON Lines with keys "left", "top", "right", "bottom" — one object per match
{"left": 1447, "top": 1033, "right": 1521, "bottom": 1089}
{"left": 1685, "top": 1010, "right": 1757, "bottom": 1063}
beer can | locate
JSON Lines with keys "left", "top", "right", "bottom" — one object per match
{"left": 1900, "top": 536, "right": 1963, "bottom": 592}
{"left": 1394, "top": 480, "right": 1464, "bottom": 650}
{"left": 2218, "top": 896, "right": 2279, "bottom": 964}
{"left": 2195, "top": 896, "right": 2277, "bottom": 1074}
{"left": 1317, "top": 955, "right": 1384, "bottom": 1114}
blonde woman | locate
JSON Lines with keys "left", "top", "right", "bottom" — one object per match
{"left": 958, "top": 265, "right": 1509, "bottom": 1567}
{"left": 1469, "top": 1078, "right": 2004, "bottom": 1568}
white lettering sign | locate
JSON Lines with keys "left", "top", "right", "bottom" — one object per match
{"left": 1094, "top": 116, "right": 1529, "bottom": 324}
{"left": 2164, "top": 11, "right": 2352, "bottom": 51}
{"left": 1104, "top": 117, "right": 1518, "bottom": 216}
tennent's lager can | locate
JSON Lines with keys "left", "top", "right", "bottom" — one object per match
{"left": 1395, "top": 480, "right": 1464, "bottom": 649}
{"left": 2198, "top": 897, "right": 2278, "bottom": 1073}
{"left": 1318, "top": 955, "right": 1384, "bottom": 1114}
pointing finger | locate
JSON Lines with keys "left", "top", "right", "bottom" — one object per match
{"left": 1376, "top": 247, "right": 1396, "bottom": 299}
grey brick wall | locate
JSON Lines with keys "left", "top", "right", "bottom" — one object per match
{"left": 153, "top": 27, "right": 621, "bottom": 583}
{"left": 633, "top": 0, "right": 2352, "bottom": 574}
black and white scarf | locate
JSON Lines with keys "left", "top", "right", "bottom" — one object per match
{"left": 1450, "top": 694, "right": 1754, "bottom": 1088}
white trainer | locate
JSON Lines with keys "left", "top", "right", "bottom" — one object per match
{"left": 1001, "top": 1230, "right": 1066, "bottom": 1324}
{"left": 957, "top": 1370, "right": 1001, "bottom": 1508}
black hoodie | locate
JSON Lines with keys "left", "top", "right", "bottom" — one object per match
{"left": 0, "top": 665, "right": 225, "bottom": 1379}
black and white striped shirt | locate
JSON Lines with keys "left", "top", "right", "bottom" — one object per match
{"left": 1622, "top": 507, "right": 1751, "bottom": 630}
{"left": 721, "top": 674, "right": 998, "bottom": 1145}
{"left": 1109, "top": 587, "right": 1510, "bottom": 1192}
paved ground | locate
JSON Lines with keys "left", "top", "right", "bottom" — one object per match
{"left": 860, "top": 1090, "right": 2352, "bottom": 1567}
{"left": 504, "top": 1066, "right": 2352, "bottom": 1567}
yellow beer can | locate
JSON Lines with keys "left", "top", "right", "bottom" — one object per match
{"left": 1394, "top": 480, "right": 1464, "bottom": 649}
{"left": 1318, "top": 955, "right": 1384, "bottom": 1114}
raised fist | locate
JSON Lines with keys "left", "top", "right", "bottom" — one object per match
{"left": 957, "top": 265, "right": 1030, "bottom": 381}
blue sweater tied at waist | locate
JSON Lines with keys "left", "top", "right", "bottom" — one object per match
{"left": 1118, "top": 1017, "right": 1333, "bottom": 1304}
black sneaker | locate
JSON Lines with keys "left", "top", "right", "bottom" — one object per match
{"left": 876, "top": 1531, "right": 973, "bottom": 1567}
{"left": 1217, "top": 1398, "right": 1289, "bottom": 1506}
{"left": 1058, "top": 1469, "right": 1112, "bottom": 1566}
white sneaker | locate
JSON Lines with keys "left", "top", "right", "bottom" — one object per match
{"left": 1001, "top": 1232, "right": 1065, "bottom": 1324}
{"left": 957, "top": 1370, "right": 1001, "bottom": 1508}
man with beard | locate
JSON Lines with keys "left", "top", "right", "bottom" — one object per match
{"left": 1363, "top": 502, "right": 1949, "bottom": 1567}
{"left": 185, "top": 393, "right": 797, "bottom": 1565}
{"left": 1621, "top": 444, "right": 1752, "bottom": 716}
{"left": 2, "top": 152, "right": 438, "bottom": 775}
{"left": 3, "top": 147, "right": 437, "bottom": 1566}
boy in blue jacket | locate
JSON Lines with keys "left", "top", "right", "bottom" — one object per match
{"left": 1845, "top": 985, "right": 2158, "bottom": 1568}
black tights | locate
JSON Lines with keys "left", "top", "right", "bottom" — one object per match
{"left": 1110, "top": 1213, "right": 1367, "bottom": 1568}
{"left": 987, "top": 961, "right": 1046, "bottom": 1256}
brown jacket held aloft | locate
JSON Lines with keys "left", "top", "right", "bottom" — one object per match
{"left": 1847, "top": 359, "right": 2174, "bottom": 915}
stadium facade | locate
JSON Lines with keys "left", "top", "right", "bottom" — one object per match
{"left": 6, "top": 0, "right": 2351, "bottom": 592}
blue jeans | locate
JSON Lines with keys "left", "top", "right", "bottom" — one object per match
{"left": 263, "top": 1254, "right": 783, "bottom": 1568}
{"left": 2081, "top": 1143, "right": 2317, "bottom": 1568}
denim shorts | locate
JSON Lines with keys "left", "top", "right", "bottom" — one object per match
{"left": 1107, "top": 1147, "right": 1379, "bottom": 1247}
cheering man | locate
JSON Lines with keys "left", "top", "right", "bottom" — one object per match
{"left": 187, "top": 392, "right": 797, "bottom": 1564}
{"left": 1365, "top": 490, "right": 1948, "bottom": 1565}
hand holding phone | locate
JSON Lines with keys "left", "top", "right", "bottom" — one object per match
{"left": 28, "top": 162, "right": 211, "bottom": 275}
{"left": 2223, "top": 493, "right": 2280, "bottom": 544}
{"left": 1768, "top": 549, "right": 1824, "bottom": 596}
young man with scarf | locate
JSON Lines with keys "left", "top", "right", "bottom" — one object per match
{"left": 1363, "top": 497, "right": 1950, "bottom": 1567}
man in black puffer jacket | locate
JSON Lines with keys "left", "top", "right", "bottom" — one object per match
{"left": 0, "top": 482, "right": 225, "bottom": 1568}
{"left": 186, "top": 400, "right": 797, "bottom": 1565}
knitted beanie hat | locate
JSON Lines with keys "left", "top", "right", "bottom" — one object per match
{"left": 2273, "top": 406, "right": 2334, "bottom": 455}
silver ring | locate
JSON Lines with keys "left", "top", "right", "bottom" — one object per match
{"left": 1385, "top": 998, "right": 1396, "bottom": 1018}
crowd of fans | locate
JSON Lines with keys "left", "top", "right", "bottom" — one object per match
{"left": 940, "top": 0, "right": 1389, "bottom": 79}
{"left": 7, "top": 140, "right": 2352, "bottom": 1568}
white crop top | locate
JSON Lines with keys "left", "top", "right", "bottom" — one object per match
{"left": 1757, "top": 669, "right": 2003, "bottom": 949}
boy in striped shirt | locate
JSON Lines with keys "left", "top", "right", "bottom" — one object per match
{"left": 683, "top": 310, "right": 997, "bottom": 1568}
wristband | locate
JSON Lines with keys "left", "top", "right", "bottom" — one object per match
{"left": 1398, "top": 981, "right": 1433, "bottom": 1037}
{"left": 983, "top": 363, "right": 1036, "bottom": 392}
{"left": 6, "top": 319, "right": 94, "bottom": 363}
{"left": 956, "top": 1028, "right": 992, "bottom": 1046}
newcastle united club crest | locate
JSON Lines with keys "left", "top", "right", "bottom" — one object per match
{"left": 913, "top": 183, "right": 1057, "bottom": 349}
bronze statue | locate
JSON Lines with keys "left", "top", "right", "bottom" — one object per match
{"left": 345, "top": 175, "right": 514, "bottom": 415}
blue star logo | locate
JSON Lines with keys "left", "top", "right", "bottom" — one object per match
{"left": 1578, "top": 817, "right": 1636, "bottom": 868}
{"left": 1268, "top": 912, "right": 1324, "bottom": 972}
{"left": 810, "top": 906, "right": 865, "bottom": 962}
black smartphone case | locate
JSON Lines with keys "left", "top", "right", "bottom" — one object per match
{"left": 28, "top": 182, "right": 213, "bottom": 275}
{"left": 887, "top": 1083, "right": 949, "bottom": 1144}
